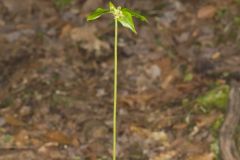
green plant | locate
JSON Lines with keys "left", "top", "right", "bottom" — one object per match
{"left": 210, "top": 116, "right": 224, "bottom": 160}
{"left": 196, "top": 84, "right": 229, "bottom": 111}
{"left": 87, "top": 2, "right": 147, "bottom": 160}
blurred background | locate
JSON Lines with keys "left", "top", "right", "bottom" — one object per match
{"left": 0, "top": 0, "right": 240, "bottom": 159}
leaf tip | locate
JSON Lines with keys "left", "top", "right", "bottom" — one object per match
{"left": 109, "top": 1, "right": 116, "bottom": 10}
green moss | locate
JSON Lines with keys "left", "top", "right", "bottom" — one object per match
{"left": 211, "top": 115, "right": 224, "bottom": 137}
{"left": 210, "top": 116, "right": 224, "bottom": 160}
{"left": 210, "top": 139, "right": 221, "bottom": 160}
{"left": 196, "top": 85, "right": 230, "bottom": 111}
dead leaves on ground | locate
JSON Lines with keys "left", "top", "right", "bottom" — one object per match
{"left": 4, "top": 115, "right": 25, "bottom": 127}
{"left": 119, "top": 92, "right": 156, "bottom": 108}
{"left": 0, "top": 0, "right": 235, "bottom": 159}
{"left": 187, "top": 153, "right": 214, "bottom": 160}
{"left": 45, "top": 131, "right": 73, "bottom": 145}
{"left": 197, "top": 5, "right": 217, "bottom": 19}
{"left": 60, "top": 24, "right": 110, "bottom": 54}
{"left": 1, "top": 0, "right": 32, "bottom": 14}
{"left": 129, "top": 125, "right": 168, "bottom": 143}
{"left": 129, "top": 124, "right": 215, "bottom": 160}
{"left": 119, "top": 57, "right": 205, "bottom": 108}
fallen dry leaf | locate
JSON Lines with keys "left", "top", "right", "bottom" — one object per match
{"left": 196, "top": 113, "right": 219, "bottom": 128}
{"left": 211, "top": 52, "right": 221, "bottom": 60}
{"left": 159, "top": 58, "right": 180, "bottom": 89}
{"left": 173, "top": 123, "right": 188, "bottom": 130}
{"left": 197, "top": 5, "right": 217, "bottom": 19}
{"left": 38, "top": 142, "right": 59, "bottom": 154}
{"left": 120, "top": 92, "right": 155, "bottom": 107}
{"left": 129, "top": 125, "right": 169, "bottom": 144}
{"left": 70, "top": 25, "right": 110, "bottom": 53}
{"left": 4, "top": 115, "right": 25, "bottom": 127}
{"left": 161, "top": 74, "right": 175, "bottom": 89}
{"left": 70, "top": 26, "right": 96, "bottom": 42}
{"left": 14, "top": 130, "right": 30, "bottom": 147}
{"left": 129, "top": 125, "right": 150, "bottom": 138}
{"left": 150, "top": 131, "right": 169, "bottom": 143}
{"left": 45, "top": 131, "right": 72, "bottom": 145}
{"left": 151, "top": 151, "right": 176, "bottom": 160}
{"left": 187, "top": 153, "right": 214, "bottom": 160}
{"left": 60, "top": 24, "right": 73, "bottom": 39}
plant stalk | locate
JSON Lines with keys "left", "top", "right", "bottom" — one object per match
{"left": 113, "top": 18, "right": 118, "bottom": 160}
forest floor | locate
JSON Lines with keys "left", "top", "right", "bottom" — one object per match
{"left": 0, "top": 0, "right": 240, "bottom": 160}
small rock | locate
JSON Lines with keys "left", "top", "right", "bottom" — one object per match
{"left": 146, "top": 65, "right": 161, "bottom": 80}
{"left": 96, "top": 88, "right": 106, "bottom": 97}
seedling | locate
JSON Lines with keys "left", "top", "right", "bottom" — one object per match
{"left": 87, "top": 2, "right": 147, "bottom": 160}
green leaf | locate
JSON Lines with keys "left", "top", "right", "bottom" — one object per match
{"left": 109, "top": 1, "right": 116, "bottom": 11}
{"left": 87, "top": 8, "right": 110, "bottom": 21}
{"left": 118, "top": 10, "right": 137, "bottom": 34}
{"left": 122, "top": 8, "right": 148, "bottom": 22}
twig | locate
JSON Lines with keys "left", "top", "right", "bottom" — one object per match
{"left": 220, "top": 82, "right": 240, "bottom": 160}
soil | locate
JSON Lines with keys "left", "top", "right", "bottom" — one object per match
{"left": 0, "top": 0, "right": 240, "bottom": 160}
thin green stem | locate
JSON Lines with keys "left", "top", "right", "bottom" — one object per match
{"left": 113, "top": 18, "right": 118, "bottom": 160}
